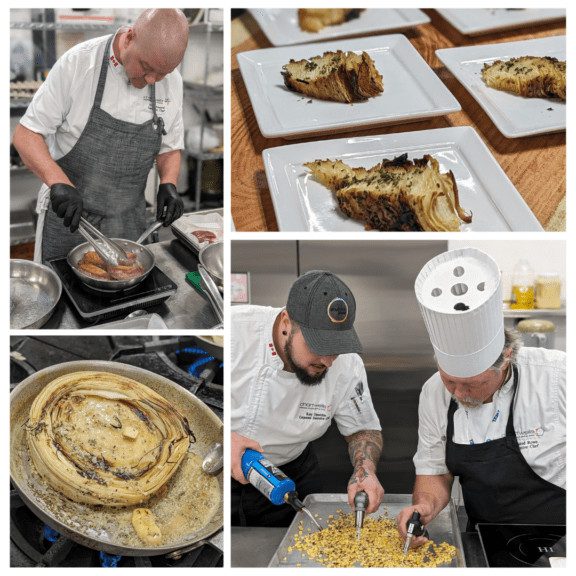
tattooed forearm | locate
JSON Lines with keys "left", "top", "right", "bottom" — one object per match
{"left": 344, "top": 430, "right": 383, "bottom": 484}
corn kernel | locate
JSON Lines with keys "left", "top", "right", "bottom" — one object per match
{"left": 288, "top": 512, "right": 456, "bottom": 567}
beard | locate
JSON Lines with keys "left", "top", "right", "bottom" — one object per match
{"left": 452, "top": 395, "right": 484, "bottom": 409}
{"left": 284, "top": 333, "right": 327, "bottom": 386}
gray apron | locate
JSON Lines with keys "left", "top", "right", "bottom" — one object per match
{"left": 42, "top": 34, "right": 164, "bottom": 262}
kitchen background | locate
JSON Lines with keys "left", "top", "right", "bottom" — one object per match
{"left": 231, "top": 239, "right": 566, "bottom": 496}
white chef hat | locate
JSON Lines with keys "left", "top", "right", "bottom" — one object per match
{"left": 414, "top": 248, "right": 504, "bottom": 378}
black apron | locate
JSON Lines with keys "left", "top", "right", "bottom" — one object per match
{"left": 446, "top": 365, "right": 566, "bottom": 530}
{"left": 42, "top": 34, "right": 164, "bottom": 262}
{"left": 231, "top": 445, "right": 323, "bottom": 527}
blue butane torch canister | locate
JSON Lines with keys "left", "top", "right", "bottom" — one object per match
{"left": 241, "top": 449, "right": 322, "bottom": 530}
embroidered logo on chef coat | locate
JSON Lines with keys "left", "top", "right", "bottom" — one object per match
{"left": 516, "top": 426, "right": 546, "bottom": 450}
{"left": 327, "top": 298, "right": 348, "bottom": 323}
{"left": 109, "top": 54, "right": 119, "bottom": 68}
{"left": 350, "top": 381, "right": 364, "bottom": 413}
{"left": 144, "top": 95, "right": 168, "bottom": 114}
{"left": 297, "top": 402, "right": 331, "bottom": 422}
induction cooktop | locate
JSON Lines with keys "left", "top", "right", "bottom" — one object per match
{"left": 49, "top": 258, "right": 177, "bottom": 323}
{"left": 477, "top": 523, "right": 566, "bottom": 568}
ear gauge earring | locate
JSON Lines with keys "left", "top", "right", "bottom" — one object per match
{"left": 282, "top": 330, "right": 287, "bottom": 336}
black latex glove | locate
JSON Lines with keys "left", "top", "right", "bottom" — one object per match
{"left": 156, "top": 183, "right": 184, "bottom": 226}
{"left": 50, "top": 183, "right": 83, "bottom": 232}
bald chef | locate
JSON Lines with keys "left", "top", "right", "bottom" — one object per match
{"left": 12, "top": 9, "right": 187, "bottom": 263}
{"left": 397, "top": 248, "right": 565, "bottom": 547}
{"left": 231, "top": 270, "right": 385, "bottom": 527}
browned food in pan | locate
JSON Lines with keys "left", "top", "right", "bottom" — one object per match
{"left": 109, "top": 263, "right": 145, "bottom": 280}
{"left": 77, "top": 261, "right": 111, "bottom": 279}
{"left": 76, "top": 250, "right": 142, "bottom": 280}
{"left": 82, "top": 250, "right": 107, "bottom": 268}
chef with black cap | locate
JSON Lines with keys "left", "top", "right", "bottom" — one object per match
{"left": 397, "top": 248, "right": 566, "bottom": 548}
{"left": 231, "top": 270, "right": 385, "bottom": 527}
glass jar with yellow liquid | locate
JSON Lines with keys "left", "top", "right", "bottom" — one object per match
{"left": 535, "top": 273, "right": 562, "bottom": 309}
{"left": 510, "top": 260, "right": 535, "bottom": 310}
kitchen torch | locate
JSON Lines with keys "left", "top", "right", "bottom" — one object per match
{"left": 241, "top": 449, "right": 322, "bottom": 531}
{"left": 403, "top": 510, "right": 427, "bottom": 555}
{"left": 354, "top": 491, "right": 369, "bottom": 540}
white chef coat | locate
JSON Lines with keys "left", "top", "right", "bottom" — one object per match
{"left": 20, "top": 32, "right": 184, "bottom": 261}
{"left": 414, "top": 347, "right": 565, "bottom": 489}
{"left": 232, "top": 305, "right": 382, "bottom": 466}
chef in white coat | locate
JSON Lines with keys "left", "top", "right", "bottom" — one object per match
{"left": 12, "top": 9, "right": 187, "bottom": 263}
{"left": 397, "top": 248, "right": 565, "bottom": 547}
{"left": 231, "top": 270, "right": 385, "bottom": 527}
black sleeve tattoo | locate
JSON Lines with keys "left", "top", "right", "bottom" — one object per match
{"left": 345, "top": 430, "right": 383, "bottom": 485}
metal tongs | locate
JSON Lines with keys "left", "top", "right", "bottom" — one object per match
{"left": 198, "top": 265, "right": 224, "bottom": 325}
{"left": 77, "top": 217, "right": 129, "bottom": 267}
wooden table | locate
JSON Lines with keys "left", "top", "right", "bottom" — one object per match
{"left": 231, "top": 10, "right": 566, "bottom": 231}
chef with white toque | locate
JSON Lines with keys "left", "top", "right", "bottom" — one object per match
{"left": 397, "top": 248, "right": 565, "bottom": 548}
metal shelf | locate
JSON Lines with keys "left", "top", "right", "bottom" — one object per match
{"left": 10, "top": 99, "right": 33, "bottom": 110}
{"left": 503, "top": 307, "right": 566, "bottom": 319}
{"left": 183, "top": 10, "right": 223, "bottom": 211}
{"left": 10, "top": 165, "right": 32, "bottom": 174}
{"left": 183, "top": 81, "right": 223, "bottom": 96}
{"left": 10, "top": 21, "right": 116, "bottom": 32}
{"left": 185, "top": 149, "right": 223, "bottom": 162}
{"left": 191, "top": 21, "right": 223, "bottom": 33}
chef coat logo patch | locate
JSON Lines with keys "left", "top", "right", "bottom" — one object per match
{"left": 145, "top": 95, "right": 168, "bottom": 114}
{"left": 516, "top": 426, "right": 545, "bottom": 450}
{"left": 350, "top": 381, "right": 364, "bottom": 414}
{"left": 327, "top": 298, "right": 348, "bottom": 323}
{"left": 297, "top": 402, "right": 331, "bottom": 422}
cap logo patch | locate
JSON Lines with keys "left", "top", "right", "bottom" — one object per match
{"left": 327, "top": 298, "right": 348, "bottom": 323}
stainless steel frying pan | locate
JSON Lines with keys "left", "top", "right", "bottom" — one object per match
{"left": 10, "top": 360, "right": 222, "bottom": 556}
{"left": 67, "top": 239, "right": 155, "bottom": 293}
{"left": 199, "top": 241, "right": 223, "bottom": 288}
{"left": 198, "top": 241, "right": 224, "bottom": 324}
{"left": 66, "top": 222, "right": 164, "bottom": 293}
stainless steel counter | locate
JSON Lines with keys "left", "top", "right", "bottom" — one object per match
{"left": 231, "top": 527, "right": 285, "bottom": 567}
{"left": 42, "top": 238, "right": 219, "bottom": 329}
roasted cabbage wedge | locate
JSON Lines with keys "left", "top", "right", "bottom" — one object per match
{"left": 282, "top": 50, "right": 383, "bottom": 103}
{"left": 298, "top": 9, "right": 365, "bottom": 33}
{"left": 482, "top": 56, "right": 566, "bottom": 100}
{"left": 305, "top": 154, "right": 471, "bottom": 231}
{"left": 26, "top": 371, "right": 193, "bottom": 506}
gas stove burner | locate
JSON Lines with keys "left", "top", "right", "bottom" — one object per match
{"left": 11, "top": 489, "right": 223, "bottom": 567}
{"left": 477, "top": 523, "right": 566, "bottom": 568}
{"left": 174, "top": 347, "right": 223, "bottom": 384}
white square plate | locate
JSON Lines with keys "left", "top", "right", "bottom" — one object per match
{"left": 238, "top": 34, "right": 461, "bottom": 139}
{"left": 249, "top": 8, "right": 430, "bottom": 46}
{"left": 262, "top": 127, "right": 543, "bottom": 232}
{"left": 436, "top": 36, "right": 565, "bottom": 138}
{"left": 436, "top": 8, "right": 565, "bottom": 36}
